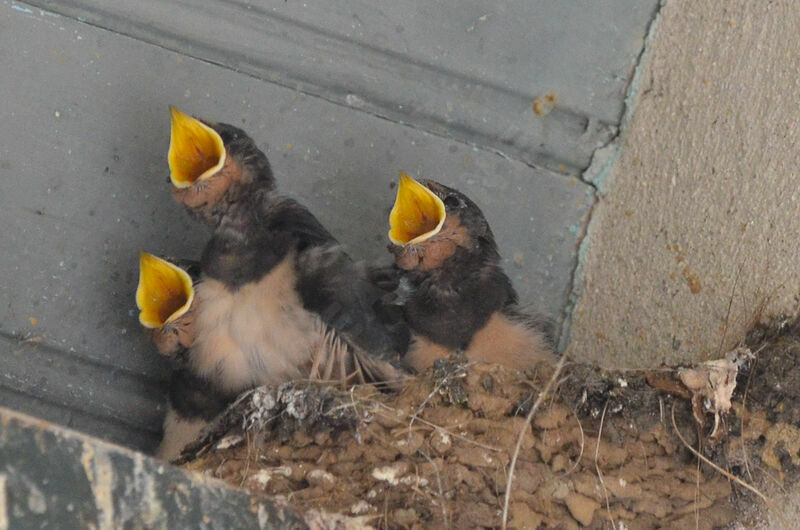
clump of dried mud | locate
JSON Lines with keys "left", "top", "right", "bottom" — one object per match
{"left": 176, "top": 316, "right": 800, "bottom": 529}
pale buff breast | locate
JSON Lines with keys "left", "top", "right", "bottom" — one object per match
{"left": 189, "top": 256, "right": 324, "bottom": 394}
{"left": 405, "top": 312, "right": 555, "bottom": 372}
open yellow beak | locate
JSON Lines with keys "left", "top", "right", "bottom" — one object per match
{"left": 136, "top": 252, "right": 194, "bottom": 329}
{"left": 168, "top": 106, "right": 226, "bottom": 188}
{"left": 388, "top": 172, "right": 446, "bottom": 245}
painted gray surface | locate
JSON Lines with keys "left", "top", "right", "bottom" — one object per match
{"left": 24, "top": 0, "right": 658, "bottom": 174}
{"left": 0, "top": 407, "right": 306, "bottom": 529}
{"left": 0, "top": 0, "right": 654, "bottom": 451}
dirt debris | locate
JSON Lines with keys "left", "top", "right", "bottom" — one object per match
{"left": 677, "top": 347, "right": 753, "bottom": 441}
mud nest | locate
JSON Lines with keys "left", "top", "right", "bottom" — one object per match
{"left": 177, "top": 317, "right": 800, "bottom": 529}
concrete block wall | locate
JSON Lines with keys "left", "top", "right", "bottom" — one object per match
{"left": 565, "top": 0, "right": 800, "bottom": 367}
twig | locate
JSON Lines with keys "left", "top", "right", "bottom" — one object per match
{"left": 382, "top": 494, "right": 389, "bottom": 530}
{"left": 239, "top": 430, "right": 253, "bottom": 488}
{"left": 409, "top": 462, "right": 422, "bottom": 503}
{"left": 670, "top": 403, "right": 775, "bottom": 512}
{"left": 733, "top": 341, "right": 766, "bottom": 483}
{"left": 640, "top": 441, "right": 649, "bottom": 471}
{"left": 561, "top": 405, "right": 585, "bottom": 477}
{"left": 501, "top": 354, "right": 567, "bottom": 530}
{"left": 545, "top": 368, "right": 572, "bottom": 406}
{"left": 419, "top": 449, "right": 449, "bottom": 529}
{"left": 717, "top": 263, "right": 742, "bottom": 357}
{"left": 740, "top": 354, "right": 757, "bottom": 483}
{"left": 694, "top": 444, "right": 700, "bottom": 530}
{"left": 594, "top": 400, "right": 616, "bottom": 530}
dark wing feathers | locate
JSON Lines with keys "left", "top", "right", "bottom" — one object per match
{"left": 296, "top": 245, "right": 408, "bottom": 359}
{"left": 260, "top": 196, "right": 408, "bottom": 359}
{"left": 256, "top": 195, "right": 335, "bottom": 251}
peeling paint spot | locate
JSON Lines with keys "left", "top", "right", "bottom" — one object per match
{"left": 533, "top": 93, "right": 557, "bottom": 116}
{"left": 10, "top": 4, "right": 33, "bottom": 14}
{"left": 132, "top": 452, "right": 162, "bottom": 526}
{"left": 32, "top": 429, "right": 47, "bottom": 453}
{"left": 26, "top": 481, "right": 46, "bottom": 514}
{"left": 0, "top": 474, "right": 8, "bottom": 530}
{"left": 257, "top": 503, "right": 270, "bottom": 527}
{"left": 81, "top": 444, "right": 115, "bottom": 529}
{"left": 345, "top": 94, "right": 365, "bottom": 108}
{"left": 172, "top": 483, "right": 191, "bottom": 514}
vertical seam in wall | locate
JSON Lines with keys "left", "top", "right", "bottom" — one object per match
{"left": 557, "top": 0, "right": 668, "bottom": 353}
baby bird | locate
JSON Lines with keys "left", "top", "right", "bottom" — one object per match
{"left": 386, "top": 174, "right": 556, "bottom": 372}
{"left": 136, "top": 252, "right": 230, "bottom": 458}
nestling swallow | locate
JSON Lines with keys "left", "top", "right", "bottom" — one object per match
{"left": 165, "top": 107, "right": 408, "bottom": 394}
{"left": 137, "top": 252, "right": 231, "bottom": 458}
{"left": 386, "top": 173, "right": 556, "bottom": 372}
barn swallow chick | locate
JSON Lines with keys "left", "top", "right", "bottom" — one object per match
{"left": 388, "top": 173, "right": 556, "bottom": 372}
{"left": 165, "top": 108, "right": 408, "bottom": 399}
{"left": 137, "top": 252, "right": 233, "bottom": 459}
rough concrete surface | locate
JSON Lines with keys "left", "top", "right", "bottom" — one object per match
{"left": 0, "top": 406, "right": 305, "bottom": 529}
{"left": 567, "top": 0, "right": 800, "bottom": 367}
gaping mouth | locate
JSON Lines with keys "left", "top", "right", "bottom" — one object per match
{"left": 136, "top": 252, "right": 194, "bottom": 329}
{"left": 168, "top": 106, "right": 226, "bottom": 188}
{"left": 388, "top": 172, "right": 446, "bottom": 245}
